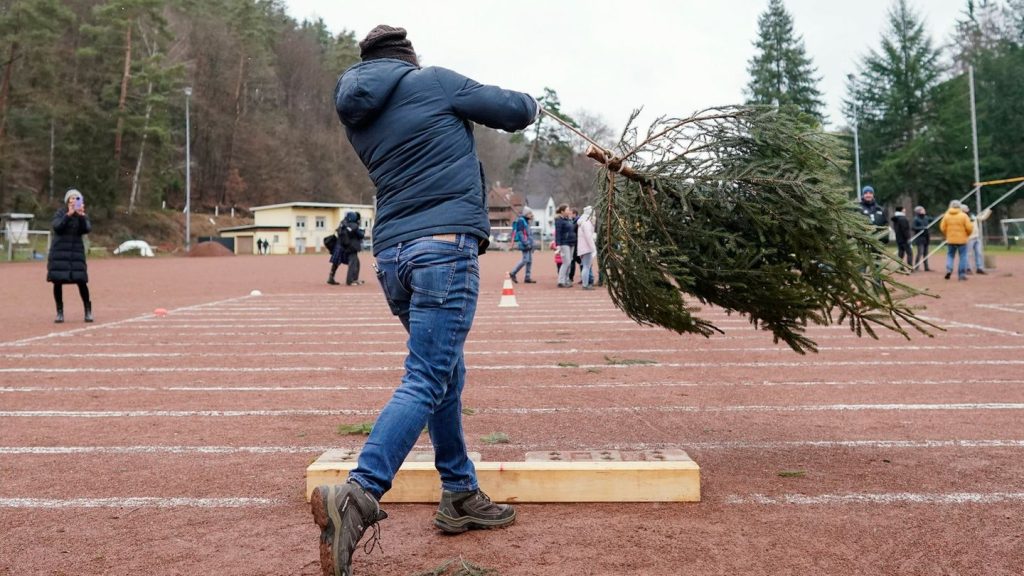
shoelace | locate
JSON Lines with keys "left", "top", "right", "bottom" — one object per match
{"left": 362, "top": 512, "right": 387, "bottom": 556}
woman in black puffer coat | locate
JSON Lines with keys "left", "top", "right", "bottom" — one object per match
{"left": 47, "top": 189, "right": 93, "bottom": 323}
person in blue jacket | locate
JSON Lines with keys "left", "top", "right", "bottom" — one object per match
{"left": 310, "top": 25, "right": 539, "bottom": 576}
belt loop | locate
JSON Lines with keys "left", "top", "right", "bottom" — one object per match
{"left": 458, "top": 233, "right": 465, "bottom": 250}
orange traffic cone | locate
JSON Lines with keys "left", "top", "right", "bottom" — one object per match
{"left": 498, "top": 277, "right": 519, "bottom": 307}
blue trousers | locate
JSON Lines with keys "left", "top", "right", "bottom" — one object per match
{"left": 349, "top": 234, "right": 480, "bottom": 498}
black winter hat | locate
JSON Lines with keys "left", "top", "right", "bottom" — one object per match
{"left": 359, "top": 25, "right": 418, "bottom": 66}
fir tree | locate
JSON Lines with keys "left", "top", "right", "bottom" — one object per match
{"left": 848, "top": 0, "right": 943, "bottom": 204}
{"left": 745, "top": 0, "right": 825, "bottom": 121}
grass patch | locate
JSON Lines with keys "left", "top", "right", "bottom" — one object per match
{"left": 543, "top": 339, "right": 567, "bottom": 344}
{"left": 481, "top": 432, "right": 510, "bottom": 445}
{"left": 414, "top": 556, "right": 499, "bottom": 576}
{"left": 461, "top": 407, "right": 477, "bottom": 416}
{"left": 586, "top": 367, "right": 602, "bottom": 374}
{"left": 777, "top": 470, "right": 806, "bottom": 478}
{"left": 604, "top": 355, "right": 657, "bottom": 366}
{"left": 557, "top": 361, "right": 579, "bottom": 368}
{"left": 336, "top": 422, "right": 374, "bottom": 436}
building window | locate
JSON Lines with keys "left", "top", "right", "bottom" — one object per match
{"left": 315, "top": 216, "right": 326, "bottom": 230}
{"left": 296, "top": 216, "right": 307, "bottom": 229}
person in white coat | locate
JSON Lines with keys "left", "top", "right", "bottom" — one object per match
{"left": 576, "top": 205, "right": 597, "bottom": 289}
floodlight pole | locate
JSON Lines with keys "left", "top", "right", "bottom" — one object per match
{"left": 968, "top": 66, "right": 983, "bottom": 246}
{"left": 848, "top": 74, "right": 862, "bottom": 201}
{"left": 184, "top": 86, "right": 192, "bottom": 253}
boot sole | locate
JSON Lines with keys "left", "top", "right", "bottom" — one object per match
{"left": 433, "top": 509, "right": 516, "bottom": 534}
{"left": 310, "top": 486, "right": 339, "bottom": 576}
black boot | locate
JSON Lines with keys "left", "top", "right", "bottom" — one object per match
{"left": 54, "top": 307, "right": 64, "bottom": 324}
{"left": 84, "top": 302, "right": 93, "bottom": 323}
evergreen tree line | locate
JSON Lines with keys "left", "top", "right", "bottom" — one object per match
{"left": 1, "top": 0, "right": 1022, "bottom": 240}
{"left": 0, "top": 0, "right": 376, "bottom": 222}
{"left": 746, "top": 0, "right": 1024, "bottom": 223}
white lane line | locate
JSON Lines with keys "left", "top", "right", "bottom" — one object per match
{"left": 725, "top": 492, "right": 1024, "bottom": 505}
{"left": 3, "top": 359, "right": 1022, "bottom": 374}
{"left": 975, "top": 303, "right": 1024, "bottom": 315}
{"left": 3, "top": 378, "right": 1021, "bottom": 394}
{"left": 4, "top": 344, "right": 1023, "bottom": 360}
{"left": 4, "top": 404, "right": 1024, "bottom": 418}
{"left": 0, "top": 497, "right": 281, "bottom": 509}
{"left": 4, "top": 439, "right": 1024, "bottom": 455}
{"left": 919, "top": 315, "right": 1021, "bottom": 336}
{"left": 0, "top": 295, "right": 256, "bottom": 346}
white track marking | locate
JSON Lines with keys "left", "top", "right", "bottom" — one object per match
{"left": 2, "top": 378, "right": 1021, "bottom": 394}
{"left": 1, "top": 295, "right": 255, "bottom": 346}
{"left": 3, "top": 359, "right": 1022, "bottom": 374}
{"left": 0, "top": 497, "right": 280, "bottom": 509}
{"left": 725, "top": 492, "right": 1024, "bottom": 505}
{"left": 975, "top": 303, "right": 1024, "bottom": 315}
{"left": 4, "top": 344, "right": 1023, "bottom": 360}
{"left": 4, "top": 403, "right": 1024, "bottom": 418}
{"left": 4, "top": 439, "right": 1024, "bottom": 455}
{"left": 919, "top": 315, "right": 1022, "bottom": 336}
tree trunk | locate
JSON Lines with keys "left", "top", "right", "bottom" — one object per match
{"left": 127, "top": 81, "right": 154, "bottom": 214}
{"left": 113, "top": 19, "right": 133, "bottom": 172}
{"left": 221, "top": 51, "right": 246, "bottom": 205}
{"left": 0, "top": 41, "right": 19, "bottom": 143}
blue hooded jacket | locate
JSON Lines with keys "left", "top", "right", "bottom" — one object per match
{"left": 334, "top": 58, "right": 538, "bottom": 255}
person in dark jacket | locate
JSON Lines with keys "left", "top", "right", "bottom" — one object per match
{"left": 508, "top": 207, "right": 535, "bottom": 283}
{"left": 47, "top": 189, "right": 93, "bottom": 323}
{"left": 554, "top": 204, "right": 577, "bottom": 287}
{"left": 310, "top": 24, "right": 539, "bottom": 576}
{"left": 859, "top": 186, "right": 889, "bottom": 244}
{"left": 890, "top": 206, "right": 913, "bottom": 267}
{"left": 326, "top": 221, "right": 348, "bottom": 285}
{"left": 340, "top": 211, "right": 365, "bottom": 285}
{"left": 912, "top": 205, "right": 931, "bottom": 271}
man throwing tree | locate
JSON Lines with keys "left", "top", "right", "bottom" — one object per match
{"left": 311, "top": 25, "right": 540, "bottom": 576}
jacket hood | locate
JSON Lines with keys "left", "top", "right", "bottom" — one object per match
{"left": 335, "top": 59, "right": 418, "bottom": 128}
{"left": 945, "top": 207, "right": 963, "bottom": 217}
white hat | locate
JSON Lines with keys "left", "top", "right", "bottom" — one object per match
{"left": 64, "top": 189, "right": 82, "bottom": 203}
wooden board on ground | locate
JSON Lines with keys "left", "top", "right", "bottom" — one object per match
{"left": 305, "top": 449, "right": 700, "bottom": 503}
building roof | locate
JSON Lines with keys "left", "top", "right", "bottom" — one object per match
{"left": 219, "top": 225, "right": 291, "bottom": 233}
{"left": 250, "top": 202, "right": 374, "bottom": 212}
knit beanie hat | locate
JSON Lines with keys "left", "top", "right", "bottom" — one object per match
{"left": 359, "top": 25, "right": 418, "bottom": 66}
{"left": 64, "top": 189, "right": 82, "bottom": 203}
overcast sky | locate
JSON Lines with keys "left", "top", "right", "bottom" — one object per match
{"left": 283, "top": 0, "right": 969, "bottom": 134}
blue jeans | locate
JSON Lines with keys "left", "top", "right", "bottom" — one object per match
{"left": 349, "top": 234, "right": 481, "bottom": 499}
{"left": 510, "top": 247, "right": 532, "bottom": 279}
{"left": 946, "top": 244, "right": 967, "bottom": 278}
{"left": 580, "top": 252, "right": 594, "bottom": 286}
{"left": 966, "top": 238, "right": 984, "bottom": 271}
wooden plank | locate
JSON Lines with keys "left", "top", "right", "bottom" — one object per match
{"left": 305, "top": 449, "right": 700, "bottom": 503}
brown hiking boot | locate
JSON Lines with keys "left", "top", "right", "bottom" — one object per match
{"left": 310, "top": 481, "right": 388, "bottom": 576}
{"left": 434, "top": 489, "right": 515, "bottom": 534}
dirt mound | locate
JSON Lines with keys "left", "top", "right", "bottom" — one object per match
{"left": 187, "top": 241, "right": 234, "bottom": 257}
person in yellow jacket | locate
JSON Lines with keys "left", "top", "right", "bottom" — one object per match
{"left": 939, "top": 200, "right": 973, "bottom": 280}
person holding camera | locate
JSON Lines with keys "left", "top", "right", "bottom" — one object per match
{"left": 47, "top": 189, "right": 93, "bottom": 323}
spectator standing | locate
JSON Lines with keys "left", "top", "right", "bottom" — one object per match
{"left": 326, "top": 220, "right": 347, "bottom": 285}
{"left": 939, "top": 200, "right": 973, "bottom": 281}
{"left": 340, "top": 211, "right": 366, "bottom": 285}
{"left": 554, "top": 204, "right": 576, "bottom": 287}
{"left": 47, "top": 189, "right": 93, "bottom": 323}
{"left": 577, "top": 205, "right": 597, "bottom": 289}
{"left": 962, "top": 205, "right": 987, "bottom": 275}
{"left": 891, "top": 206, "right": 913, "bottom": 267}
{"left": 859, "top": 186, "right": 889, "bottom": 244}
{"left": 313, "top": 24, "right": 539, "bottom": 576}
{"left": 508, "top": 207, "right": 535, "bottom": 284}
{"left": 912, "top": 206, "right": 931, "bottom": 271}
